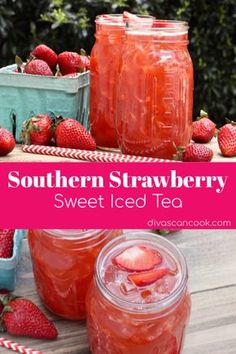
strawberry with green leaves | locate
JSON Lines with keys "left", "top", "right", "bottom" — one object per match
{"left": 0, "top": 128, "right": 15, "bottom": 156}
{"left": 0, "top": 229, "right": 15, "bottom": 258}
{"left": 0, "top": 295, "right": 58, "bottom": 339}
{"left": 22, "top": 114, "right": 54, "bottom": 145}
{"left": 55, "top": 118, "right": 96, "bottom": 150}
{"left": 192, "top": 110, "right": 216, "bottom": 143}
{"left": 218, "top": 120, "right": 236, "bottom": 157}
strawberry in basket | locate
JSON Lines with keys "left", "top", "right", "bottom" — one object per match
{"left": 30, "top": 44, "right": 58, "bottom": 70}
{"left": 58, "top": 50, "right": 89, "bottom": 75}
{"left": 0, "top": 229, "right": 15, "bottom": 258}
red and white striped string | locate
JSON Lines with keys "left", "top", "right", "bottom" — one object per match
{"left": 0, "top": 337, "right": 42, "bottom": 354}
{"left": 22, "top": 145, "right": 177, "bottom": 163}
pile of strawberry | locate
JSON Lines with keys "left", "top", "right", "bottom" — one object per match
{"left": 178, "top": 110, "right": 236, "bottom": 161}
{"left": 15, "top": 44, "right": 90, "bottom": 77}
{"left": 22, "top": 114, "right": 96, "bottom": 150}
{"left": 0, "top": 292, "right": 58, "bottom": 340}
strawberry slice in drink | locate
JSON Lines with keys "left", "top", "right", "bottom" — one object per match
{"left": 113, "top": 245, "right": 162, "bottom": 272}
{"left": 128, "top": 268, "right": 173, "bottom": 287}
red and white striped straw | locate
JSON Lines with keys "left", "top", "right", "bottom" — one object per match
{"left": 0, "top": 337, "right": 42, "bottom": 354}
{"left": 22, "top": 145, "right": 177, "bottom": 163}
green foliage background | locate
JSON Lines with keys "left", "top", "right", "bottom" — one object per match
{"left": 0, "top": 0, "right": 235, "bottom": 126}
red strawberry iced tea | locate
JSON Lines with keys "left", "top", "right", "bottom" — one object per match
{"left": 28, "top": 229, "right": 122, "bottom": 320}
{"left": 90, "top": 14, "right": 154, "bottom": 149}
{"left": 89, "top": 15, "right": 125, "bottom": 149}
{"left": 86, "top": 232, "right": 191, "bottom": 353}
{"left": 116, "top": 20, "right": 193, "bottom": 159}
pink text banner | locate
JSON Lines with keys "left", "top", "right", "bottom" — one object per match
{"left": 0, "top": 162, "right": 234, "bottom": 229}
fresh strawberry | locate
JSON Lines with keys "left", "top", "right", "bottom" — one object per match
{"left": 192, "top": 110, "right": 216, "bottom": 143}
{"left": 0, "top": 229, "right": 15, "bottom": 258}
{"left": 31, "top": 44, "right": 57, "bottom": 69}
{"left": 22, "top": 114, "right": 54, "bottom": 145}
{"left": 0, "top": 128, "right": 16, "bottom": 156}
{"left": 113, "top": 245, "right": 162, "bottom": 272}
{"left": 55, "top": 118, "right": 96, "bottom": 150}
{"left": 128, "top": 268, "right": 172, "bottom": 287}
{"left": 24, "top": 59, "right": 53, "bottom": 76}
{"left": 180, "top": 144, "right": 213, "bottom": 162}
{"left": 218, "top": 120, "right": 236, "bottom": 157}
{"left": 1, "top": 297, "right": 58, "bottom": 339}
{"left": 58, "top": 51, "right": 85, "bottom": 75}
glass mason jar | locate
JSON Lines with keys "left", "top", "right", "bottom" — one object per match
{"left": 28, "top": 229, "right": 122, "bottom": 320}
{"left": 116, "top": 20, "right": 194, "bottom": 159}
{"left": 90, "top": 14, "right": 154, "bottom": 150}
{"left": 86, "top": 231, "right": 191, "bottom": 354}
{"left": 89, "top": 15, "right": 126, "bottom": 149}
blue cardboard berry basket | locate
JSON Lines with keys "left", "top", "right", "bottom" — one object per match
{"left": 0, "top": 64, "right": 90, "bottom": 142}
{"left": 0, "top": 230, "right": 25, "bottom": 291}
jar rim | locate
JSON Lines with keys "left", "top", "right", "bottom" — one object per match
{"left": 95, "top": 232, "right": 188, "bottom": 314}
{"left": 126, "top": 19, "right": 189, "bottom": 36}
{"left": 96, "top": 13, "right": 155, "bottom": 27}
{"left": 96, "top": 14, "right": 125, "bottom": 27}
{"left": 42, "top": 229, "right": 105, "bottom": 240}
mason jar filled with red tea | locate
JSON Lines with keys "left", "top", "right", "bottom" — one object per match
{"left": 116, "top": 20, "right": 193, "bottom": 159}
{"left": 89, "top": 14, "right": 154, "bottom": 150}
{"left": 28, "top": 229, "right": 122, "bottom": 320}
{"left": 86, "top": 231, "right": 191, "bottom": 353}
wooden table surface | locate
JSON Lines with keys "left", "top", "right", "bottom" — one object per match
{"left": 0, "top": 138, "right": 236, "bottom": 162}
{"left": 1, "top": 230, "right": 236, "bottom": 354}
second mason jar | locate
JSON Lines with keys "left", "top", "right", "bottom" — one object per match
{"left": 116, "top": 20, "right": 194, "bottom": 159}
{"left": 28, "top": 229, "right": 122, "bottom": 320}
{"left": 86, "top": 232, "right": 191, "bottom": 354}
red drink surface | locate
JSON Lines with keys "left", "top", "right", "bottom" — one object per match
{"left": 90, "top": 16, "right": 125, "bottom": 148}
{"left": 116, "top": 21, "right": 193, "bottom": 159}
{"left": 86, "top": 233, "right": 191, "bottom": 353}
{"left": 28, "top": 229, "right": 122, "bottom": 320}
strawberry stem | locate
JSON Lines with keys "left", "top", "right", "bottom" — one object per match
{"left": 200, "top": 109, "right": 208, "bottom": 118}
{"left": 80, "top": 48, "right": 87, "bottom": 56}
{"left": 225, "top": 117, "right": 236, "bottom": 125}
{"left": 15, "top": 56, "right": 24, "bottom": 73}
